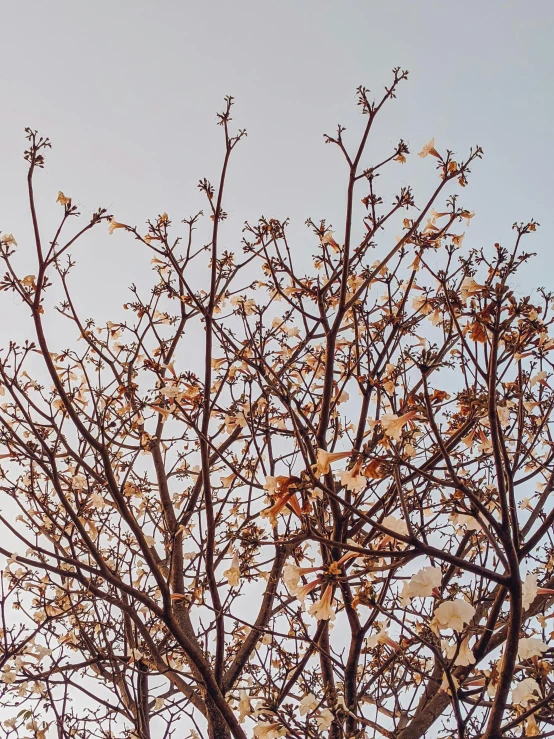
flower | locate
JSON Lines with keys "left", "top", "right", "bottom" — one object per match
{"left": 253, "top": 721, "right": 286, "bottom": 739}
{"left": 400, "top": 566, "right": 442, "bottom": 606}
{"left": 313, "top": 448, "right": 352, "bottom": 476}
{"left": 366, "top": 625, "right": 400, "bottom": 651}
{"left": 338, "top": 465, "right": 366, "bottom": 493}
{"left": 453, "top": 637, "right": 475, "bottom": 667}
{"left": 237, "top": 690, "right": 252, "bottom": 722}
{"left": 380, "top": 411, "right": 418, "bottom": 442}
{"left": 89, "top": 492, "right": 107, "bottom": 510}
{"left": 381, "top": 514, "right": 408, "bottom": 538}
{"left": 294, "top": 578, "right": 321, "bottom": 603}
{"left": 452, "top": 232, "right": 465, "bottom": 248}
{"left": 0, "top": 233, "right": 17, "bottom": 247}
{"left": 518, "top": 636, "right": 549, "bottom": 660}
{"left": 430, "top": 599, "right": 475, "bottom": 633}
{"left": 56, "top": 191, "right": 71, "bottom": 206}
{"left": 320, "top": 231, "right": 340, "bottom": 252}
{"left": 299, "top": 692, "right": 319, "bottom": 716}
{"left": 461, "top": 276, "right": 487, "bottom": 302}
{"left": 71, "top": 474, "right": 88, "bottom": 490}
{"left": 283, "top": 562, "right": 320, "bottom": 593}
{"left": 439, "top": 671, "right": 460, "bottom": 695}
{"left": 412, "top": 295, "right": 432, "bottom": 314}
{"left": 223, "top": 550, "right": 240, "bottom": 587}
{"left": 522, "top": 573, "right": 554, "bottom": 610}
{"left": 21, "top": 275, "right": 37, "bottom": 289}
{"left": 308, "top": 585, "right": 336, "bottom": 621}
{"left": 316, "top": 709, "right": 334, "bottom": 731}
{"left": 108, "top": 219, "right": 126, "bottom": 235}
{"left": 449, "top": 512, "right": 481, "bottom": 532}
{"left": 512, "top": 677, "right": 540, "bottom": 706}
{"left": 418, "top": 138, "right": 441, "bottom": 158}
{"left": 522, "top": 573, "right": 539, "bottom": 609}
{"left": 263, "top": 476, "right": 279, "bottom": 495}
{"left": 260, "top": 489, "right": 302, "bottom": 526}
{"left": 1, "top": 668, "right": 17, "bottom": 684}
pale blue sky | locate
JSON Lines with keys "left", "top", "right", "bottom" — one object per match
{"left": 0, "top": 0, "right": 553, "bottom": 331}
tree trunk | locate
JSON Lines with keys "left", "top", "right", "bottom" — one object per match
{"left": 206, "top": 694, "right": 232, "bottom": 739}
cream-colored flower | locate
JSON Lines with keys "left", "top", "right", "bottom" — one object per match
{"left": 282, "top": 562, "right": 320, "bottom": 593}
{"left": 518, "top": 636, "right": 549, "bottom": 660}
{"left": 439, "top": 671, "right": 459, "bottom": 695}
{"left": 449, "top": 512, "right": 481, "bottom": 532}
{"left": 338, "top": 467, "right": 366, "bottom": 493}
{"left": 418, "top": 138, "right": 440, "bottom": 158}
{"left": 438, "top": 671, "right": 459, "bottom": 695}
{"left": 299, "top": 692, "right": 319, "bottom": 716}
{"left": 56, "top": 191, "right": 71, "bottom": 206}
{"left": 460, "top": 210, "right": 475, "bottom": 226}
{"left": 253, "top": 721, "right": 286, "bottom": 739}
{"left": 512, "top": 677, "right": 540, "bottom": 706}
{"left": 320, "top": 231, "right": 340, "bottom": 253}
{"left": 1, "top": 668, "right": 17, "bottom": 684}
{"left": 71, "top": 474, "right": 88, "bottom": 490}
{"left": 0, "top": 233, "right": 17, "bottom": 247}
{"left": 401, "top": 566, "right": 442, "bottom": 605}
{"left": 223, "top": 550, "right": 240, "bottom": 587}
{"left": 366, "top": 626, "right": 400, "bottom": 651}
{"left": 294, "top": 578, "right": 321, "bottom": 603}
{"left": 523, "top": 573, "right": 539, "bottom": 609}
{"left": 461, "top": 276, "right": 487, "bottom": 302}
{"left": 21, "top": 274, "right": 37, "bottom": 289}
{"left": 108, "top": 219, "right": 126, "bottom": 235}
{"left": 263, "top": 476, "right": 279, "bottom": 496}
{"left": 237, "top": 689, "right": 252, "bottom": 722}
{"left": 316, "top": 708, "right": 334, "bottom": 730}
{"left": 452, "top": 232, "right": 465, "bottom": 248}
{"left": 380, "top": 411, "right": 418, "bottom": 442}
{"left": 530, "top": 371, "right": 548, "bottom": 387}
{"left": 381, "top": 514, "right": 408, "bottom": 537}
{"left": 453, "top": 637, "right": 475, "bottom": 667}
{"left": 90, "top": 492, "right": 107, "bottom": 510}
{"left": 313, "top": 448, "right": 352, "bottom": 477}
{"left": 430, "top": 599, "right": 475, "bottom": 633}
{"left": 412, "top": 294, "right": 432, "bottom": 314}
{"left": 308, "top": 585, "right": 336, "bottom": 621}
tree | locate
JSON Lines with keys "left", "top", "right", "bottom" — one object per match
{"left": 0, "top": 67, "right": 553, "bottom": 739}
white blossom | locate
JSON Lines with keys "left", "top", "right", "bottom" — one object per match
{"left": 401, "top": 566, "right": 441, "bottom": 605}
{"left": 431, "top": 599, "right": 475, "bottom": 633}
{"left": 299, "top": 692, "right": 319, "bottom": 716}
{"left": 512, "top": 677, "right": 540, "bottom": 705}
{"left": 518, "top": 636, "right": 549, "bottom": 660}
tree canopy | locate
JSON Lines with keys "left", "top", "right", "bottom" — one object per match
{"left": 1, "top": 69, "right": 553, "bottom": 739}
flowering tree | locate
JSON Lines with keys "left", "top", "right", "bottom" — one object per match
{"left": 1, "top": 68, "right": 554, "bottom": 739}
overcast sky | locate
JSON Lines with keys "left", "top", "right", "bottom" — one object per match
{"left": 1, "top": 0, "right": 553, "bottom": 338}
